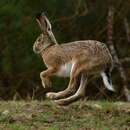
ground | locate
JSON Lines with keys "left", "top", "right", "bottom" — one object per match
{"left": 0, "top": 100, "right": 129, "bottom": 130}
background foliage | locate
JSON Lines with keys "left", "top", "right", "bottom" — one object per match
{"left": 0, "top": 0, "right": 130, "bottom": 100}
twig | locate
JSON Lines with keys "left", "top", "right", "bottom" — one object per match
{"left": 120, "top": 57, "right": 130, "bottom": 63}
{"left": 54, "top": 0, "right": 88, "bottom": 22}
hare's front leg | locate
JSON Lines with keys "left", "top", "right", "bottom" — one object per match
{"left": 40, "top": 68, "right": 57, "bottom": 88}
{"left": 46, "top": 63, "right": 80, "bottom": 99}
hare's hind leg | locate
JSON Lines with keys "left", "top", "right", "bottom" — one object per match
{"left": 54, "top": 73, "right": 87, "bottom": 105}
{"left": 46, "top": 63, "right": 80, "bottom": 100}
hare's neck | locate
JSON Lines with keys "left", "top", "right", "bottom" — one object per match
{"left": 40, "top": 37, "right": 57, "bottom": 54}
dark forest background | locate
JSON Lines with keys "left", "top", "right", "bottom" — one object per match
{"left": 0, "top": 0, "right": 130, "bottom": 100}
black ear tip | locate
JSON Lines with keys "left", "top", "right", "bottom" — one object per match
{"left": 36, "top": 12, "right": 45, "bottom": 18}
{"left": 41, "top": 12, "right": 45, "bottom": 16}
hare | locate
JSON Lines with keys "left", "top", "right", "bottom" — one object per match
{"left": 33, "top": 12, "right": 114, "bottom": 105}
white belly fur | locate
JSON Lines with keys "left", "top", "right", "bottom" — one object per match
{"left": 56, "top": 62, "right": 73, "bottom": 77}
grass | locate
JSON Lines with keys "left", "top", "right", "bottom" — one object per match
{"left": 0, "top": 100, "right": 129, "bottom": 130}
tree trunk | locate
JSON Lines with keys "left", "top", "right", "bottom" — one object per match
{"left": 124, "top": 18, "right": 130, "bottom": 43}
{"left": 107, "top": 6, "right": 130, "bottom": 101}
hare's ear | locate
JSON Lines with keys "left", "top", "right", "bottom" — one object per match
{"left": 44, "top": 15, "right": 52, "bottom": 30}
{"left": 36, "top": 12, "right": 58, "bottom": 44}
{"left": 36, "top": 12, "right": 52, "bottom": 33}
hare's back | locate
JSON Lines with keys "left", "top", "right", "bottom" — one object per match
{"left": 61, "top": 40, "right": 113, "bottom": 67}
{"left": 61, "top": 40, "right": 111, "bottom": 56}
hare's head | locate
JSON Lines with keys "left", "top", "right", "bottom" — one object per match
{"left": 33, "top": 12, "right": 57, "bottom": 54}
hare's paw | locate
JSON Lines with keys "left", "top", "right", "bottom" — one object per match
{"left": 41, "top": 78, "right": 52, "bottom": 88}
{"left": 46, "top": 92, "right": 58, "bottom": 99}
{"left": 41, "top": 80, "right": 46, "bottom": 88}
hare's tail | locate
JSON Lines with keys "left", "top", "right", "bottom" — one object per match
{"left": 101, "top": 67, "right": 115, "bottom": 92}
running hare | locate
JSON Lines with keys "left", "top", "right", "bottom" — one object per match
{"left": 33, "top": 12, "right": 114, "bottom": 105}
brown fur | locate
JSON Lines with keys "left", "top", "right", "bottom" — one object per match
{"left": 41, "top": 40, "right": 112, "bottom": 71}
{"left": 33, "top": 13, "right": 113, "bottom": 105}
